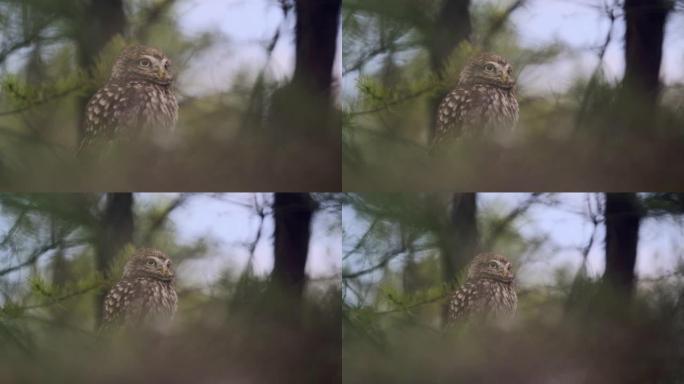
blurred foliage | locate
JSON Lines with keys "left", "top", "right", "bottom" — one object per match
{"left": 0, "top": 0, "right": 340, "bottom": 190}
{"left": 0, "top": 193, "right": 342, "bottom": 382}
{"left": 342, "top": 0, "right": 684, "bottom": 190}
{"left": 342, "top": 192, "right": 684, "bottom": 383}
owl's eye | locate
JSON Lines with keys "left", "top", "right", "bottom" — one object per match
{"left": 484, "top": 64, "right": 495, "bottom": 72}
{"left": 139, "top": 59, "right": 151, "bottom": 67}
{"left": 489, "top": 261, "right": 498, "bottom": 269}
{"left": 146, "top": 259, "right": 155, "bottom": 266}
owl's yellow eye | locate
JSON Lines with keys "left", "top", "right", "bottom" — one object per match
{"left": 146, "top": 259, "right": 155, "bottom": 266}
{"left": 484, "top": 64, "right": 495, "bottom": 72}
{"left": 489, "top": 261, "right": 498, "bottom": 268}
{"left": 139, "top": 59, "right": 151, "bottom": 67}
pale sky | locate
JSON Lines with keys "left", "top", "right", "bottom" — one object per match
{"left": 511, "top": 0, "right": 684, "bottom": 94}
{"left": 175, "top": 0, "right": 296, "bottom": 95}
{"left": 3, "top": 0, "right": 341, "bottom": 97}
{"left": 343, "top": 193, "right": 684, "bottom": 291}
{"left": 343, "top": 0, "right": 684, "bottom": 98}
{"left": 176, "top": 0, "right": 342, "bottom": 97}
{"left": 0, "top": 194, "right": 342, "bottom": 296}
{"left": 141, "top": 193, "right": 342, "bottom": 289}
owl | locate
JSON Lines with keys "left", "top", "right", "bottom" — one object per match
{"left": 102, "top": 248, "right": 178, "bottom": 330}
{"left": 446, "top": 252, "right": 517, "bottom": 324}
{"left": 79, "top": 45, "right": 178, "bottom": 152}
{"left": 433, "top": 52, "right": 519, "bottom": 146}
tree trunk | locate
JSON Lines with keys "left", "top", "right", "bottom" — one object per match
{"left": 267, "top": 0, "right": 341, "bottom": 139}
{"left": 94, "top": 193, "right": 134, "bottom": 327}
{"left": 270, "top": 193, "right": 317, "bottom": 297}
{"left": 292, "top": 0, "right": 340, "bottom": 102}
{"left": 428, "top": 0, "right": 471, "bottom": 142}
{"left": 75, "top": 0, "right": 126, "bottom": 143}
{"left": 441, "top": 193, "right": 479, "bottom": 282}
{"left": 603, "top": 193, "right": 641, "bottom": 296}
{"left": 618, "top": 0, "right": 670, "bottom": 134}
{"left": 439, "top": 193, "right": 478, "bottom": 324}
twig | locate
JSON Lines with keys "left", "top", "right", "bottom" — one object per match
{"left": 343, "top": 218, "right": 378, "bottom": 260}
{"left": 574, "top": 1, "right": 618, "bottom": 130}
{"left": 483, "top": 193, "right": 542, "bottom": 248}
{"left": 18, "top": 284, "right": 101, "bottom": 311}
{"left": 0, "top": 85, "right": 82, "bottom": 117}
{"left": 0, "top": 210, "right": 28, "bottom": 248}
{"left": 343, "top": 247, "right": 406, "bottom": 279}
{"left": 141, "top": 194, "right": 189, "bottom": 244}
{"left": 0, "top": 239, "right": 84, "bottom": 277}
{"left": 481, "top": 0, "right": 527, "bottom": 49}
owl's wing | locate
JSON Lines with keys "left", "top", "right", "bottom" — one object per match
{"left": 433, "top": 86, "right": 496, "bottom": 147}
{"left": 446, "top": 280, "right": 490, "bottom": 323}
{"left": 102, "top": 279, "right": 147, "bottom": 328}
{"left": 79, "top": 83, "right": 146, "bottom": 152}
{"left": 434, "top": 87, "right": 474, "bottom": 145}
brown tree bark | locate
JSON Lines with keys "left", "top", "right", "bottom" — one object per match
{"left": 441, "top": 193, "right": 479, "bottom": 282}
{"left": 428, "top": 0, "right": 471, "bottom": 142}
{"left": 270, "top": 193, "right": 317, "bottom": 297}
{"left": 75, "top": 0, "right": 126, "bottom": 143}
{"left": 439, "top": 193, "right": 478, "bottom": 324}
{"left": 603, "top": 193, "right": 642, "bottom": 296}
{"left": 94, "top": 193, "right": 134, "bottom": 327}
{"left": 292, "top": 0, "right": 340, "bottom": 102}
{"left": 268, "top": 0, "right": 341, "bottom": 139}
{"left": 618, "top": 0, "right": 671, "bottom": 134}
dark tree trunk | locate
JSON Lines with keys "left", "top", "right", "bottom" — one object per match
{"left": 292, "top": 0, "right": 340, "bottom": 102}
{"left": 439, "top": 193, "right": 478, "bottom": 324}
{"left": 75, "top": 0, "right": 126, "bottom": 143}
{"left": 270, "top": 193, "right": 317, "bottom": 297}
{"left": 94, "top": 193, "right": 134, "bottom": 327}
{"left": 427, "top": 0, "right": 471, "bottom": 142}
{"left": 603, "top": 193, "right": 642, "bottom": 296}
{"left": 618, "top": 0, "right": 670, "bottom": 134}
{"left": 268, "top": 0, "right": 341, "bottom": 139}
{"left": 441, "top": 193, "right": 479, "bottom": 282}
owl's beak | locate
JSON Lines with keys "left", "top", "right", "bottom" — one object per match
{"left": 502, "top": 73, "right": 515, "bottom": 87}
{"left": 162, "top": 265, "right": 174, "bottom": 279}
{"left": 157, "top": 67, "right": 173, "bottom": 84}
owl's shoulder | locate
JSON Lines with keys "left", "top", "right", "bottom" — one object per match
{"left": 103, "top": 278, "right": 144, "bottom": 323}
{"left": 448, "top": 279, "right": 489, "bottom": 319}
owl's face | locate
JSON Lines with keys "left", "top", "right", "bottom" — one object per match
{"left": 459, "top": 53, "right": 515, "bottom": 89}
{"left": 111, "top": 45, "right": 174, "bottom": 86}
{"left": 123, "top": 248, "right": 175, "bottom": 282}
{"left": 468, "top": 252, "right": 514, "bottom": 283}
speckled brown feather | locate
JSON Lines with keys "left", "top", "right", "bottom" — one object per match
{"left": 433, "top": 52, "right": 519, "bottom": 147}
{"left": 79, "top": 45, "right": 178, "bottom": 153}
{"left": 446, "top": 252, "right": 518, "bottom": 324}
{"left": 101, "top": 248, "right": 178, "bottom": 330}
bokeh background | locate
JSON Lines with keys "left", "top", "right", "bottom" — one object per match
{"left": 342, "top": 0, "right": 684, "bottom": 190}
{"left": 0, "top": 193, "right": 342, "bottom": 383}
{"left": 0, "top": 0, "right": 341, "bottom": 190}
{"left": 343, "top": 193, "right": 684, "bottom": 383}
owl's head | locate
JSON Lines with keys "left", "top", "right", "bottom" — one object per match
{"left": 110, "top": 45, "right": 174, "bottom": 86}
{"left": 458, "top": 52, "right": 515, "bottom": 89}
{"left": 467, "top": 252, "right": 514, "bottom": 283}
{"left": 123, "top": 248, "right": 175, "bottom": 282}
